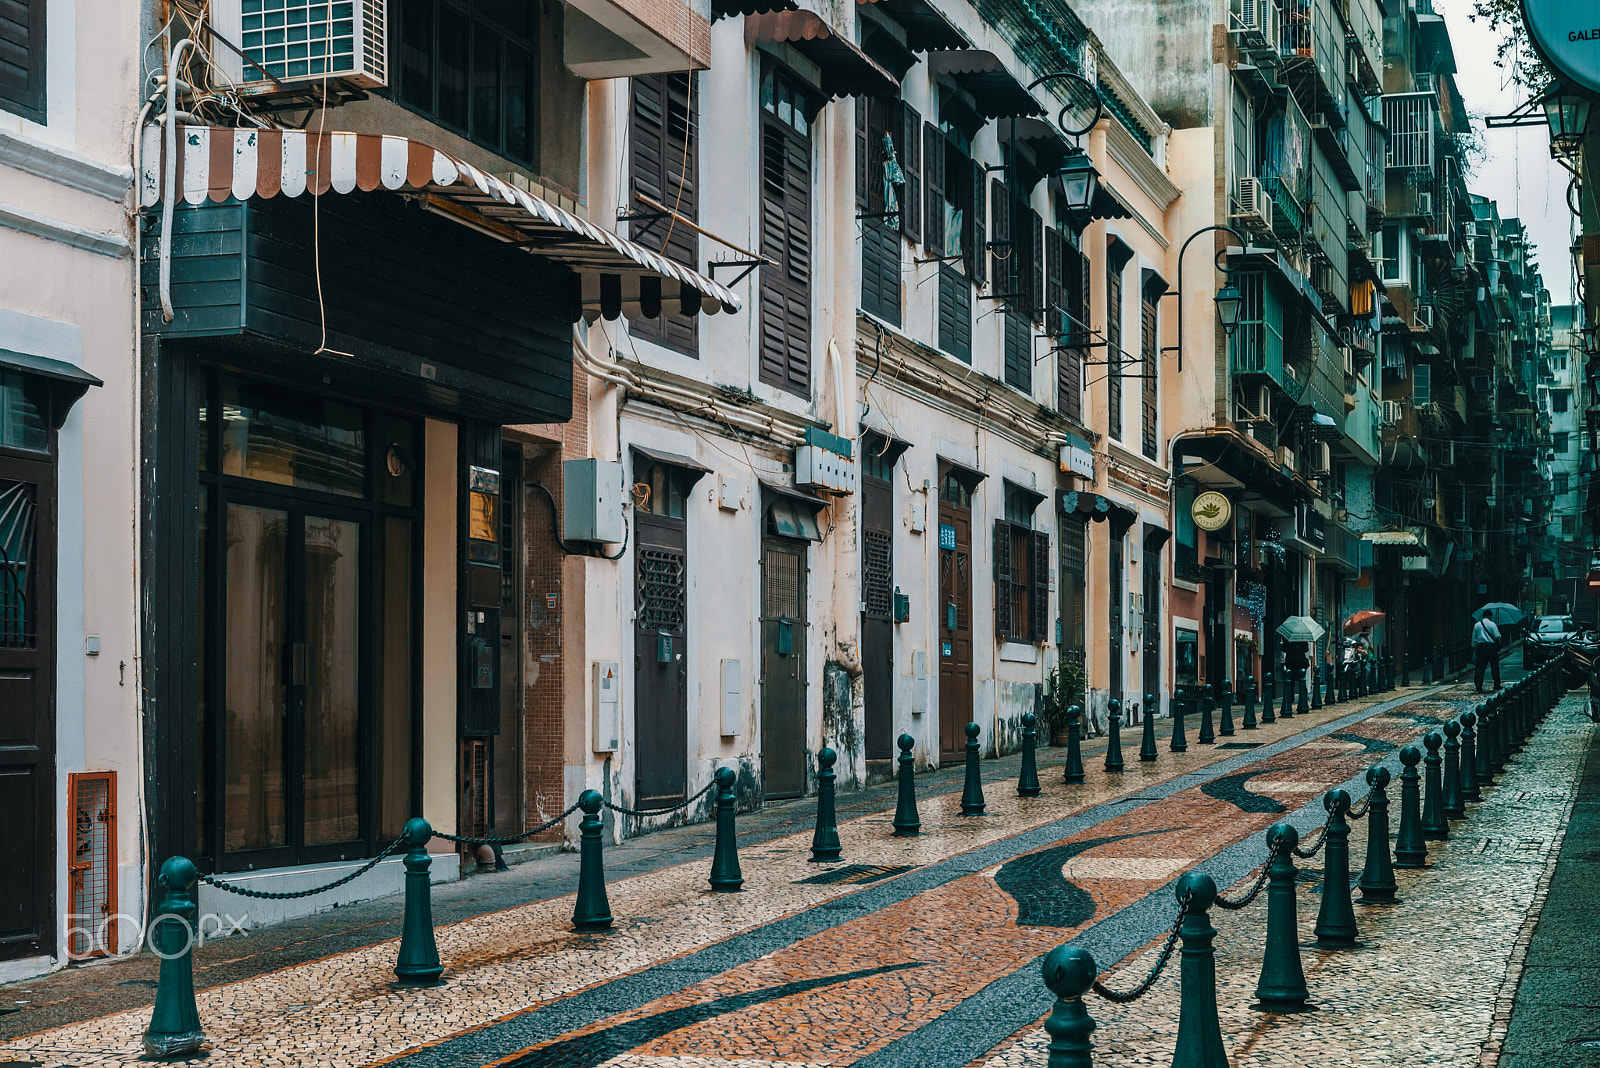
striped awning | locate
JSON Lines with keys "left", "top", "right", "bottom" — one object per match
{"left": 138, "top": 124, "right": 741, "bottom": 321}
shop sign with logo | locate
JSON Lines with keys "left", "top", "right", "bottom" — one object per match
{"left": 1523, "top": 0, "right": 1600, "bottom": 95}
{"left": 1191, "top": 490, "right": 1232, "bottom": 531}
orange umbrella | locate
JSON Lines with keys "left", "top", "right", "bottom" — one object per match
{"left": 1343, "top": 609, "right": 1384, "bottom": 635}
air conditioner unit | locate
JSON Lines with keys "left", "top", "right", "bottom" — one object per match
{"left": 1418, "top": 190, "right": 1434, "bottom": 217}
{"left": 1416, "top": 304, "right": 1435, "bottom": 330}
{"left": 1345, "top": 46, "right": 1360, "bottom": 84}
{"left": 1233, "top": 176, "right": 1275, "bottom": 232}
{"left": 1276, "top": 446, "right": 1297, "bottom": 473}
{"left": 1310, "top": 441, "right": 1332, "bottom": 474}
{"left": 213, "top": 0, "right": 390, "bottom": 91}
{"left": 1382, "top": 399, "right": 1403, "bottom": 425}
{"left": 1234, "top": 0, "right": 1281, "bottom": 52}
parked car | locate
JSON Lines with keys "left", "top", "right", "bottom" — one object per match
{"left": 1524, "top": 615, "right": 1577, "bottom": 667}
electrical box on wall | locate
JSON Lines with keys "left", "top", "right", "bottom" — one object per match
{"left": 593, "top": 661, "right": 620, "bottom": 751}
{"left": 795, "top": 427, "right": 856, "bottom": 494}
{"left": 720, "top": 658, "right": 741, "bottom": 736}
{"left": 564, "top": 458, "right": 625, "bottom": 542}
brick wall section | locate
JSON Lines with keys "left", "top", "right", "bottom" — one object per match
{"left": 509, "top": 367, "right": 589, "bottom": 841}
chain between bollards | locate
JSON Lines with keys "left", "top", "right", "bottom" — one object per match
{"left": 1214, "top": 837, "right": 1283, "bottom": 911}
{"left": 1091, "top": 892, "right": 1192, "bottom": 1003}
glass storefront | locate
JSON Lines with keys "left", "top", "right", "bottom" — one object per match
{"left": 195, "top": 373, "right": 420, "bottom": 871}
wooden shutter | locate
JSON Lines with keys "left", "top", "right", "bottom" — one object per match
{"left": 1141, "top": 289, "right": 1159, "bottom": 459}
{"left": 990, "top": 178, "right": 1011, "bottom": 297}
{"left": 759, "top": 118, "right": 812, "bottom": 397}
{"left": 0, "top": 0, "right": 46, "bottom": 122}
{"left": 1030, "top": 530, "right": 1051, "bottom": 642}
{"left": 993, "top": 519, "right": 1013, "bottom": 641}
{"left": 901, "top": 102, "right": 921, "bottom": 244}
{"left": 855, "top": 97, "right": 870, "bottom": 211}
{"left": 938, "top": 262, "right": 972, "bottom": 362}
{"left": 970, "top": 158, "right": 986, "bottom": 286}
{"left": 924, "top": 122, "right": 945, "bottom": 255}
{"left": 861, "top": 219, "right": 900, "bottom": 324}
{"left": 1107, "top": 253, "right": 1123, "bottom": 441}
{"left": 1030, "top": 210, "right": 1045, "bottom": 320}
{"left": 631, "top": 73, "right": 699, "bottom": 354}
{"left": 1004, "top": 311, "right": 1031, "bottom": 393}
{"left": 1045, "top": 226, "right": 1063, "bottom": 335}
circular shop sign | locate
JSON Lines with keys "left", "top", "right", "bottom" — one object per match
{"left": 1523, "top": 0, "right": 1600, "bottom": 97}
{"left": 1191, "top": 491, "right": 1232, "bottom": 531}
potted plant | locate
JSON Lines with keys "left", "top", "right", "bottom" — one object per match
{"left": 1040, "top": 661, "right": 1087, "bottom": 746}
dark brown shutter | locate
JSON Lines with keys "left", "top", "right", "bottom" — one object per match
{"left": 1141, "top": 289, "right": 1160, "bottom": 459}
{"left": 971, "top": 158, "right": 986, "bottom": 286}
{"left": 855, "top": 96, "right": 870, "bottom": 211}
{"left": 924, "top": 122, "right": 945, "bottom": 255}
{"left": 760, "top": 118, "right": 813, "bottom": 396}
{"left": 1030, "top": 210, "right": 1045, "bottom": 321}
{"left": 1107, "top": 252, "right": 1123, "bottom": 441}
{"left": 630, "top": 73, "right": 699, "bottom": 355}
{"left": 993, "top": 519, "right": 1013, "bottom": 641}
{"left": 901, "top": 102, "right": 921, "bottom": 244}
{"left": 1030, "top": 530, "right": 1051, "bottom": 642}
{"left": 938, "top": 262, "right": 972, "bottom": 362}
{"left": 783, "top": 127, "right": 813, "bottom": 395}
{"left": 990, "top": 178, "right": 1010, "bottom": 297}
{"left": 1004, "top": 310, "right": 1031, "bottom": 393}
{"left": 1045, "top": 226, "right": 1061, "bottom": 335}
{"left": 0, "top": 0, "right": 46, "bottom": 122}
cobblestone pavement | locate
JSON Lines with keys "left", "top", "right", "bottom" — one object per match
{"left": 3, "top": 673, "right": 1581, "bottom": 1068}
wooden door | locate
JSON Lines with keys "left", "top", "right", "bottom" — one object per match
{"left": 0, "top": 454, "right": 55, "bottom": 962}
{"left": 937, "top": 494, "right": 973, "bottom": 761}
{"left": 861, "top": 474, "right": 894, "bottom": 760}
{"left": 1142, "top": 541, "right": 1162, "bottom": 705}
{"left": 760, "top": 540, "right": 806, "bottom": 799}
{"left": 634, "top": 511, "right": 688, "bottom": 806}
{"left": 1108, "top": 531, "right": 1125, "bottom": 702}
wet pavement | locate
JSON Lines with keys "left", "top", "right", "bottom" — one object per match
{"left": 2, "top": 671, "right": 1588, "bottom": 1068}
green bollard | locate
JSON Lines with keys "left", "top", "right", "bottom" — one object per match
{"left": 1018, "top": 712, "right": 1042, "bottom": 797}
{"left": 141, "top": 857, "right": 207, "bottom": 1058}
{"left": 1253, "top": 823, "right": 1310, "bottom": 1011}
{"left": 1497, "top": 690, "right": 1514, "bottom": 765}
{"left": 1243, "top": 675, "right": 1258, "bottom": 730}
{"left": 1460, "top": 710, "right": 1482, "bottom": 802}
{"left": 1357, "top": 767, "right": 1398, "bottom": 904}
{"left": 709, "top": 767, "right": 744, "bottom": 891}
{"left": 1219, "top": 680, "right": 1235, "bottom": 736}
{"left": 1170, "top": 687, "right": 1189, "bottom": 752}
{"left": 1198, "top": 684, "right": 1216, "bottom": 744}
{"left": 1421, "top": 732, "right": 1448, "bottom": 841}
{"left": 960, "top": 722, "right": 987, "bottom": 814}
{"left": 810, "top": 747, "right": 842, "bottom": 861}
{"left": 1442, "top": 720, "right": 1465, "bottom": 819}
{"left": 1313, "top": 789, "right": 1360, "bottom": 948}
{"left": 1104, "top": 699, "right": 1125, "bottom": 773}
{"left": 1296, "top": 666, "right": 1311, "bottom": 714}
{"left": 1140, "top": 692, "right": 1160, "bottom": 761}
{"left": 1310, "top": 663, "right": 1324, "bottom": 709}
{"left": 1481, "top": 696, "right": 1503, "bottom": 775}
{"left": 394, "top": 817, "right": 444, "bottom": 983}
{"left": 893, "top": 733, "right": 921, "bottom": 836}
{"left": 1171, "top": 871, "right": 1229, "bottom": 1068}
{"left": 1280, "top": 668, "right": 1295, "bottom": 719}
{"left": 1393, "top": 745, "right": 1428, "bottom": 868}
{"left": 1261, "top": 671, "right": 1277, "bottom": 724}
{"left": 1042, "top": 944, "right": 1099, "bottom": 1068}
{"left": 1063, "top": 706, "right": 1085, "bottom": 785}
{"left": 572, "top": 790, "right": 614, "bottom": 928}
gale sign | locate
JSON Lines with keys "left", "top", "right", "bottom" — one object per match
{"left": 1524, "top": 0, "right": 1600, "bottom": 96}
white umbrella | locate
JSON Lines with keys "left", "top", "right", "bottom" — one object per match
{"left": 1276, "top": 616, "right": 1326, "bottom": 642}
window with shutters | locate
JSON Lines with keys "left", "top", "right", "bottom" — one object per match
{"left": 1140, "top": 277, "right": 1160, "bottom": 460}
{"left": 925, "top": 120, "right": 980, "bottom": 359}
{"left": 1106, "top": 239, "right": 1134, "bottom": 442}
{"left": 758, "top": 65, "right": 816, "bottom": 399}
{"left": 995, "top": 486, "right": 1048, "bottom": 644}
{"left": 1059, "top": 513, "right": 1086, "bottom": 663}
{"left": 394, "top": 0, "right": 538, "bottom": 166}
{"left": 630, "top": 72, "right": 699, "bottom": 355}
{"left": 1003, "top": 310, "right": 1031, "bottom": 394}
{"left": 990, "top": 178, "right": 1014, "bottom": 303}
{"left": 0, "top": 0, "right": 46, "bottom": 122}
{"left": 1053, "top": 228, "right": 1087, "bottom": 423}
{"left": 857, "top": 95, "right": 905, "bottom": 325}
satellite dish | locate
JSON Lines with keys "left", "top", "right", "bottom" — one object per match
{"left": 1053, "top": 73, "right": 1103, "bottom": 138}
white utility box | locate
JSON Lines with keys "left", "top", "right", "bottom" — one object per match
{"left": 593, "top": 661, "right": 620, "bottom": 751}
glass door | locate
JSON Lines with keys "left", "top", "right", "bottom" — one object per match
{"left": 220, "top": 499, "right": 365, "bottom": 868}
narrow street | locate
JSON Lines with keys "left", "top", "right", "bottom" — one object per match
{"left": 3, "top": 669, "right": 1591, "bottom": 1067}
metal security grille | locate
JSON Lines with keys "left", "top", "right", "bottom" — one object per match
{"left": 466, "top": 740, "right": 489, "bottom": 840}
{"left": 862, "top": 529, "right": 893, "bottom": 619}
{"left": 67, "top": 772, "right": 116, "bottom": 958}
{"left": 0, "top": 480, "right": 36, "bottom": 648}
{"left": 1383, "top": 93, "right": 1436, "bottom": 171}
{"left": 763, "top": 549, "right": 801, "bottom": 619}
{"left": 637, "top": 548, "right": 686, "bottom": 632}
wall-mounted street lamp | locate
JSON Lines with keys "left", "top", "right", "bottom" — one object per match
{"left": 1159, "top": 224, "right": 1249, "bottom": 371}
{"left": 1541, "top": 85, "right": 1592, "bottom": 157}
{"left": 1056, "top": 147, "right": 1101, "bottom": 229}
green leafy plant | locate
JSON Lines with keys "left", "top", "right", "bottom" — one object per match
{"left": 1040, "top": 661, "right": 1087, "bottom": 739}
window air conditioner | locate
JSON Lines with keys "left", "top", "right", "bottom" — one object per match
{"left": 213, "top": 0, "right": 390, "bottom": 91}
{"left": 1382, "top": 399, "right": 1403, "bottom": 425}
{"left": 1276, "top": 446, "right": 1297, "bottom": 473}
{"left": 1233, "top": 176, "right": 1275, "bottom": 232}
{"left": 1418, "top": 190, "right": 1433, "bottom": 217}
{"left": 1311, "top": 441, "right": 1332, "bottom": 474}
{"left": 1417, "top": 304, "right": 1435, "bottom": 330}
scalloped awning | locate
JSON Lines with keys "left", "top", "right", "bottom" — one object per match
{"left": 139, "top": 125, "right": 741, "bottom": 322}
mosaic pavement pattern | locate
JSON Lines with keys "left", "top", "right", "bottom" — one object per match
{"left": 0, "top": 680, "right": 1575, "bottom": 1068}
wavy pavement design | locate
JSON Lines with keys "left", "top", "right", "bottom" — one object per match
{"left": 994, "top": 829, "right": 1179, "bottom": 928}
{"left": 1201, "top": 769, "right": 1290, "bottom": 814}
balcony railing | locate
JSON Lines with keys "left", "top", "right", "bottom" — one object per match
{"left": 1383, "top": 93, "right": 1437, "bottom": 170}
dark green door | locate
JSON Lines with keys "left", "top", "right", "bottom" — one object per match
{"left": 761, "top": 540, "right": 806, "bottom": 798}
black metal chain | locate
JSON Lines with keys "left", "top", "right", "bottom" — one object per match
{"left": 603, "top": 779, "right": 716, "bottom": 818}
{"left": 433, "top": 801, "right": 584, "bottom": 847}
{"left": 1215, "top": 838, "right": 1282, "bottom": 911}
{"left": 1091, "top": 892, "right": 1191, "bottom": 1003}
{"left": 1292, "top": 809, "right": 1336, "bottom": 859}
{"left": 199, "top": 834, "right": 406, "bottom": 900}
{"left": 1347, "top": 784, "right": 1375, "bottom": 821}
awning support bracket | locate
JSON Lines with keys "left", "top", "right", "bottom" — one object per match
{"left": 708, "top": 257, "right": 766, "bottom": 286}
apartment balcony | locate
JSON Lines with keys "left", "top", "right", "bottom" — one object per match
{"left": 1265, "top": 175, "right": 1306, "bottom": 237}
{"left": 1383, "top": 93, "right": 1438, "bottom": 172}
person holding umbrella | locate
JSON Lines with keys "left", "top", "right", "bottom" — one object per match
{"left": 1473, "top": 610, "right": 1503, "bottom": 692}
